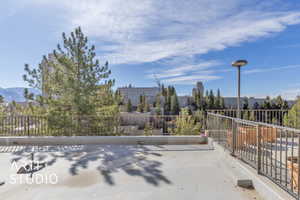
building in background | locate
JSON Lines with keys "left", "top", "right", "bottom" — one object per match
{"left": 223, "top": 97, "right": 265, "bottom": 109}
{"left": 117, "top": 82, "right": 296, "bottom": 110}
{"left": 192, "top": 82, "right": 204, "bottom": 97}
{"left": 117, "top": 86, "right": 160, "bottom": 106}
{"left": 117, "top": 85, "right": 193, "bottom": 108}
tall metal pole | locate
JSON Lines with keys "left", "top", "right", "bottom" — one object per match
{"left": 237, "top": 66, "right": 241, "bottom": 119}
{"left": 231, "top": 59, "right": 247, "bottom": 156}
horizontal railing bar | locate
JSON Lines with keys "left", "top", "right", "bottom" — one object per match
{"left": 207, "top": 112, "right": 300, "bottom": 133}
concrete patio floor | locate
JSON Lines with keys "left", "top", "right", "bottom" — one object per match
{"left": 0, "top": 144, "right": 263, "bottom": 200}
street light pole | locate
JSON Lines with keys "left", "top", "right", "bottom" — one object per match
{"left": 232, "top": 60, "right": 248, "bottom": 119}
{"left": 237, "top": 66, "right": 241, "bottom": 119}
{"left": 231, "top": 60, "right": 247, "bottom": 156}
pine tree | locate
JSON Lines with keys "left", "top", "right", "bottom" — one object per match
{"left": 192, "top": 88, "right": 204, "bottom": 110}
{"left": 144, "top": 97, "right": 150, "bottom": 112}
{"left": 115, "top": 90, "right": 123, "bottom": 106}
{"left": 215, "top": 89, "right": 221, "bottom": 109}
{"left": 0, "top": 95, "right": 4, "bottom": 104}
{"left": 155, "top": 95, "right": 162, "bottom": 115}
{"left": 161, "top": 85, "right": 179, "bottom": 115}
{"left": 0, "top": 95, "right": 5, "bottom": 117}
{"left": 284, "top": 98, "right": 300, "bottom": 129}
{"left": 170, "top": 94, "right": 180, "bottom": 115}
{"left": 126, "top": 99, "right": 132, "bottom": 112}
{"left": 253, "top": 102, "right": 260, "bottom": 109}
{"left": 262, "top": 96, "right": 271, "bottom": 109}
{"left": 155, "top": 95, "right": 161, "bottom": 108}
{"left": 275, "top": 96, "right": 284, "bottom": 109}
{"left": 208, "top": 90, "right": 215, "bottom": 109}
{"left": 23, "top": 27, "right": 117, "bottom": 135}
{"left": 243, "top": 98, "right": 249, "bottom": 110}
{"left": 283, "top": 101, "right": 289, "bottom": 109}
{"left": 172, "top": 108, "right": 200, "bottom": 135}
{"left": 137, "top": 95, "right": 145, "bottom": 113}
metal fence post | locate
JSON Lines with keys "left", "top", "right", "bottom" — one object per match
{"left": 217, "top": 117, "right": 220, "bottom": 143}
{"left": 257, "top": 125, "right": 262, "bottom": 174}
{"left": 232, "top": 119, "right": 237, "bottom": 156}
{"left": 27, "top": 116, "right": 30, "bottom": 137}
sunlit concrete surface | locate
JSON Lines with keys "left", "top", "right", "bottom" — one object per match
{"left": 0, "top": 144, "right": 263, "bottom": 200}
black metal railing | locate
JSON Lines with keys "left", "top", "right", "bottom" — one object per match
{"left": 0, "top": 115, "right": 120, "bottom": 136}
{"left": 0, "top": 114, "right": 203, "bottom": 136}
{"left": 208, "top": 109, "right": 289, "bottom": 126}
{"left": 207, "top": 112, "right": 300, "bottom": 199}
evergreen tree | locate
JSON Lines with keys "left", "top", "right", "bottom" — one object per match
{"left": 192, "top": 85, "right": 205, "bottom": 111}
{"left": 114, "top": 90, "right": 123, "bottom": 106}
{"left": 243, "top": 98, "right": 249, "bottom": 110}
{"left": 194, "top": 109, "right": 206, "bottom": 129}
{"left": 126, "top": 99, "right": 132, "bottom": 112}
{"left": 0, "top": 95, "right": 5, "bottom": 117}
{"left": 144, "top": 97, "right": 150, "bottom": 112}
{"left": 262, "top": 96, "right": 271, "bottom": 109}
{"left": 137, "top": 95, "right": 145, "bottom": 113}
{"left": 161, "top": 84, "right": 166, "bottom": 96}
{"left": 214, "top": 89, "right": 221, "bottom": 109}
{"left": 284, "top": 98, "right": 300, "bottom": 129}
{"left": 207, "top": 90, "right": 215, "bottom": 109}
{"left": 155, "top": 94, "right": 162, "bottom": 115}
{"left": 23, "top": 27, "right": 117, "bottom": 135}
{"left": 0, "top": 95, "right": 4, "bottom": 104}
{"left": 205, "top": 90, "right": 209, "bottom": 97}
{"left": 170, "top": 94, "right": 180, "bottom": 115}
{"left": 24, "top": 88, "right": 34, "bottom": 102}
{"left": 161, "top": 85, "right": 179, "bottom": 115}
{"left": 253, "top": 102, "right": 260, "bottom": 109}
{"left": 171, "top": 108, "right": 200, "bottom": 135}
{"left": 275, "top": 96, "right": 284, "bottom": 109}
{"left": 283, "top": 100, "right": 289, "bottom": 109}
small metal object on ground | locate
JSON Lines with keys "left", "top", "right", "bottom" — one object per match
{"left": 237, "top": 179, "right": 254, "bottom": 189}
{"left": 0, "top": 181, "right": 5, "bottom": 186}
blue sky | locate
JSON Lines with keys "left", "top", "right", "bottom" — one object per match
{"left": 1, "top": 0, "right": 300, "bottom": 99}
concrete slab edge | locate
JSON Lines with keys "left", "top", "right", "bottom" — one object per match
{"left": 0, "top": 136, "right": 208, "bottom": 146}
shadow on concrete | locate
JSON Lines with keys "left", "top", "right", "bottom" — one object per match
{"left": 5, "top": 145, "right": 172, "bottom": 186}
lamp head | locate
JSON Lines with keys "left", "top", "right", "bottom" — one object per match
{"left": 232, "top": 60, "right": 248, "bottom": 67}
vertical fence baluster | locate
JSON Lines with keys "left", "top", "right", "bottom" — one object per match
{"left": 257, "top": 125, "right": 262, "bottom": 174}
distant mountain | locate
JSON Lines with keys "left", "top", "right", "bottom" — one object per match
{"left": 0, "top": 87, "right": 40, "bottom": 102}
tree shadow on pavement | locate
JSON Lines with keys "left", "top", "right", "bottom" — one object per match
{"left": 4, "top": 145, "right": 172, "bottom": 186}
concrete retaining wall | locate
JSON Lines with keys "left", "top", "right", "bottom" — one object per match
{"left": 0, "top": 136, "right": 208, "bottom": 146}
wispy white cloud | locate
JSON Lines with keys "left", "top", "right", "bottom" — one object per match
{"left": 20, "top": 0, "right": 300, "bottom": 66}
{"left": 149, "top": 60, "right": 221, "bottom": 79}
{"left": 13, "top": 0, "right": 300, "bottom": 89}
{"left": 243, "top": 64, "right": 300, "bottom": 74}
